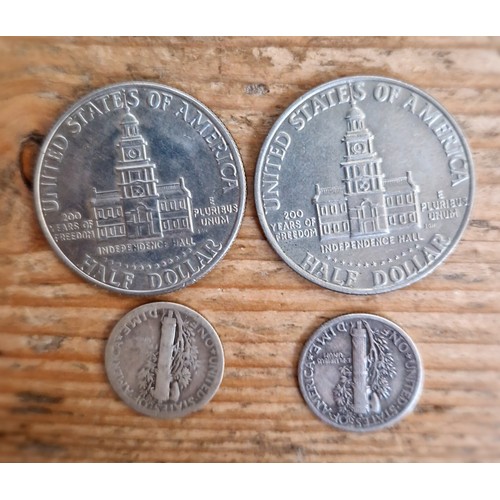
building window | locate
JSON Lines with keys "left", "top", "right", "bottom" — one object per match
{"left": 347, "top": 164, "right": 360, "bottom": 178}
{"left": 125, "top": 125, "right": 138, "bottom": 137}
{"left": 396, "top": 195, "right": 404, "bottom": 205}
{"left": 389, "top": 215, "right": 396, "bottom": 225}
{"left": 361, "top": 203, "right": 375, "bottom": 219}
{"left": 386, "top": 196, "right": 393, "bottom": 207}
{"left": 342, "top": 221, "right": 349, "bottom": 231}
{"left": 107, "top": 208, "right": 114, "bottom": 218}
{"left": 340, "top": 203, "right": 346, "bottom": 213}
{"left": 322, "top": 224, "right": 330, "bottom": 235}
{"left": 333, "top": 223, "right": 339, "bottom": 233}
{"left": 97, "top": 208, "right": 104, "bottom": 219}
{"left": 399, "top": 213, "right": 407, "bottom": 224}
{"left": 409, "top": 212, "right": 416, "bottom": 223}
{"left": 406, "top": 193, "right": 414, "bottom": 204}
{"left": 320, "top": 205, "right": 327, "bottom": 216}
{"left": 179, "top": 199, "right": 186, "bottom": 210}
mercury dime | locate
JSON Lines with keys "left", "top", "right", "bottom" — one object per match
{"left": 34, "top": 82, "right": 245, "bottom": 294}
{"left": 105, "top": 302, "right": 224, "bottom": 418}
{"left": 255, "top": 76, "right": 473, "bottom": 294}
{"left": 298, "top": 313, "right": 423, "bottom": 432}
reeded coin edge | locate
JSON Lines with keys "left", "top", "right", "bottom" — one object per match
{"left": 254, "top": 75, "right": 475, "bottom": 295}
{"left": 34, "top": 81, "right": 247, "bottom": 296}
{"left": 298, "top": 313, "right": 424, "bottom": 432}
{"left": 104, "top": 301, "right": 225, "bottom": 419}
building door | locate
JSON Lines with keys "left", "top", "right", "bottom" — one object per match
{"left": 127, "top": 204, "right": 157, "bottom": 238}
{"left": 360, "top": 200, "right": 378, "bottom": 235}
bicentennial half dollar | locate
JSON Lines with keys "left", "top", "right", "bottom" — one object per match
{"left": 255, "top": 76, "right": 474, "bottom": 294}
{"left": 298, "top": 313, "right": 423, "bottom": 432}
{"left": 105, "top": 302, "right": 224, "bottom": 418}
{"left": 34, "top": 82, "right": 246, "bottom": 294}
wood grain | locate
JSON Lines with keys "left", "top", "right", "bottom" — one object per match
{"left": 0, "top": 36, "right": 499, "bottom": 462}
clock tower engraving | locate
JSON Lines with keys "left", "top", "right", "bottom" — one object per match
{"left": 340, "top": 103, "right": 389, "bottom": 236}
{"left": 91, "top": 101, "right": 194, "bottom": 243}
{"left": 313, "top": 92, "right": 422, "bottom": 242}
{"left": 115, "top": 108, "right": 162, "bottom": 239}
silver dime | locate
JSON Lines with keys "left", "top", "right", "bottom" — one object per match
{"left": 298, "top": 313, "right": 423, "bottom": 432}
{"left": 105, "top": 302, "right": 224, "bottom": 418}
{"left": 255, "top": 76, "right": 474, "bottom": 294}
{"left": 34, "top": 82, "right": 245, "bottom": 294}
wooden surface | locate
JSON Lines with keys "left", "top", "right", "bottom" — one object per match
{"left": 0, "top": 36, "right": 499, "bottom": 462}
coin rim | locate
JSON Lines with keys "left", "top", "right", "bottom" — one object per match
{"left": 34, "top": 81, "right": 247, "bottom": 295}
{"left": 104, "top": 301, "right": 225, "bottom": 419}
{"left": 298, "top": 312, "right": 424, "bottom": 432}
{"left": 254, "top": 75, "right": 475, "bottom": 294}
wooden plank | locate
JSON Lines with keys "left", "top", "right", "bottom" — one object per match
{"left": 0, "top": 36, "right": 499, "bottom": 462}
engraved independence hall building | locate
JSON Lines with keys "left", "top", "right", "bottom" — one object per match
{"left": 313, "top": 102, "right": 422, "bottom": 241}
{"left": 92, "top": 108, "right": 194, "bottom": 241}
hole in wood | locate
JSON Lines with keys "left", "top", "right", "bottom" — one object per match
{"left": 18, "top": 132, "right": 44, "bottom": 191}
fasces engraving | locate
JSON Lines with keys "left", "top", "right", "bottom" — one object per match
{"left": 35, "top": 82, "right": 245, "bottom": 294}
{"left": 298, "top": 314, "right": 423, "bottom": 432}
{"left": 255, "top": 76, "right": 473, "bottom": 294}
{"left": 105, "top": 302, "right": 224, "bottom": 419}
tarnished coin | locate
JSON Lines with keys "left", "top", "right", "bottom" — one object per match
{"left": 105, "top": 302, "right": 224, "bottom": 418}
{"left": 34, "top": 82, "right": 245, "bottom": 294}
{"left": 255, "top": 76, "right": 473, "bottom": 294}
{"left": 298, "top": 313, "right": 423, "bottom": 432}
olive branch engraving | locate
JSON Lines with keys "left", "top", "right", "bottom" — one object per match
{"left": 138, "top": 312, "right": 199, "bottom": 407}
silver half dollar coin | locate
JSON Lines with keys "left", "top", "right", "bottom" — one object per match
{"left": 298, "top": 313, "right": 423, "bottom": 432}
{"left": 34, "top": 81, "right": 246, "bottom": 294}
{"left": 105, "top": 302, "right": 224, "bottom": 418}
{"left": 255, "top": 76, "right": 474, "bottom": 294}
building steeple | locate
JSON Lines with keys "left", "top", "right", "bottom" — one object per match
{"left": 113, "top": 95, "right": 162, "bottom": 239}
{"left": 120, "top": 109, "right": 140, "bottom": 139}
{"left": 114, "top": 95, "right": 159, "bottom": 200}
{"left": 339, "top": 86, "right": 389, "bottom": 236}
{"left": 345, "top": 86, "right": 366, "bottom": 132}
{"left": 340, "top": 88, "right": 385, "bottom": 196}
